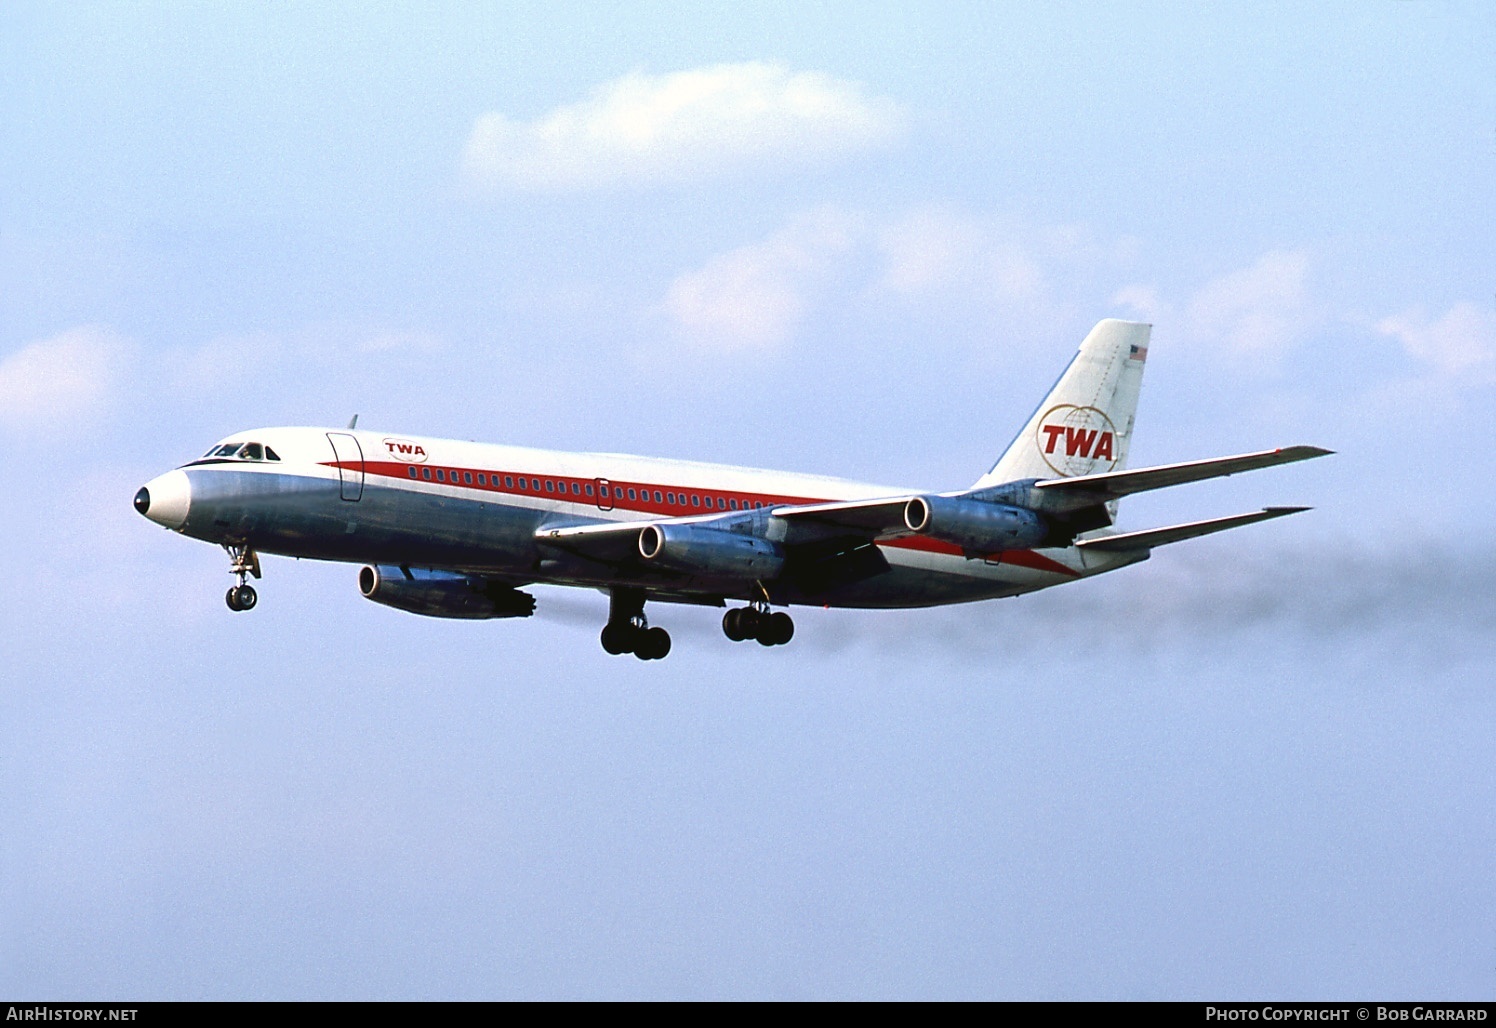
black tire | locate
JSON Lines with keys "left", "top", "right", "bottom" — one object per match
{"left": 723, "top": 608, "right": 745, "bottom": 641}
{"left": 738, "top": 608, "right": 762, "bottom": 640}
{"left": 601, "top": 623, "right": 632, "bottom": 655}
{"left": 225, "top": 587, "right": 242, "bottom": 611}
{"left": 635, "top": 627, "right": 671, "bottom": 660}
{"left": 768, "top": 611, "right": 794, "bottom": 645}
{"left": 236, "top": 585, "right": 257, "bottom": 610}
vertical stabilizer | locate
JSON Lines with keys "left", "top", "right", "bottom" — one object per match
{"left": 972, "top": 319, "right": 1149, "bottom": 490}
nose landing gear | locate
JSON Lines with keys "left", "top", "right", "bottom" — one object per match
{"left": 722, "top": 601, "right": 794, "bottom": 647}
{"left": 223, "top": 543, "right": 262, "bottom": 612}
{"left": 600, "top": 587, "right": 672, "bottom": 660}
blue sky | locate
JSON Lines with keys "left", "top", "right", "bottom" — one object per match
{"left": 2, "top": 1, "right": 1493, "bottom": 999}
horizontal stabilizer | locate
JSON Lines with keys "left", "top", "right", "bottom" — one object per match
{"left": 1035, "top": 446, "right": 1331, "bottom": 503}
{"left": 1076, "top": 506, "right": 1309, "bottom": 553}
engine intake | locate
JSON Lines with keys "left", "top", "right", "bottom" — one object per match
{"left": 638, "top": 523, "right": 785, "bottom": 579}
{"left": 903, "top": 496, "right": 1050, "bottom": 554}
{"left": 359, "top": 565, "right": 536, "bottom": 619}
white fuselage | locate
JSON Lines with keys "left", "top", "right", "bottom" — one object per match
{"left": 137, "top": 425, "right": 1137, "bottom": 611}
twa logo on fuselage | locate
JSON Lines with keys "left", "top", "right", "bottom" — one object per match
{"left": 1035, "top": 405, "right": 1119, "bottom": 476}
{"left": 382, "top": 438, "right": 428, "bottom": 463}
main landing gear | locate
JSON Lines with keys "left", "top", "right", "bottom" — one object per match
{"left": 722, "top": 601, "right": 794, "bottom": 647}
{"left": 224, "top": 543, "right": 262, "bottom": 612}
{"left": 600, "top": 588, "right": 671, "bottom": 661}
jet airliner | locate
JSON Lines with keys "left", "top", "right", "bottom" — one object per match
{"left": 134, "top": 320, "right": 1328, "bottom": 659}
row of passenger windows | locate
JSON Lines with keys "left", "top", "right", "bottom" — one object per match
{"left": 203, "top": 442, "right": 282, "bottom": 461}
{"left": 405, "top": 464, "right": 767, "bottom": 510}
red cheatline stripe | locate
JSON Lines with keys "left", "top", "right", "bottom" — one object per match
{"left": 319, "top": 460, "right": 1081, "bottom": 577}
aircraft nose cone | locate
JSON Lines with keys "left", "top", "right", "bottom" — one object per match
{"left": 136, "top": 470, "right": 191, "bottom": 529}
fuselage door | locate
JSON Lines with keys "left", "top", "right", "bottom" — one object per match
{"left": 326, "top": 432, "right": 365, "bottom": 501}
{"left": 595, "top": 478, "right": 614, "bottom": 511}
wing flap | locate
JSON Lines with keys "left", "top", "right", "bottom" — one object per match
{"left": 1035, "top": 446, "right": 1331, "bottom": 503}
{"left": 1076, "top": 506, "right": 1309, "bottom": 553}
{"left": 769, "top": 496, "right": 916, "bottom": 539}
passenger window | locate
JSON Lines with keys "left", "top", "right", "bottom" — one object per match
{"left": 264, "top": 447, "right": 281, "bottom": 461}
{"left": 464, "top": 472, "right": 473, "bottom": 484}
{"left": 628, "top": 488, "right": 637, "bottom": 500}
{"left": 476, "top": 473, "right": 485, "bottom": 485}
{"left": 422, "top": 468, "right": 431, "bottom": 480}
{"left": 572, "top": 482, "right": 580, "bottom": 495}
{"left": 505, "top": 476, "right": 513, "bottom": 488}
{"left": 729, "top": 499, "right": 738, "bottom": 510}
{"left": 545, "top": 481, "right": 553, "bottom": 492}
{"left": 585, "top": 484, "right": 595, "bottom": 496}
{"left": 408, "top": 467, "right": 417, "bottom": 478}
{"left": 666, "top": 492, "right": 675, "bottom": 504}
{"left": 436, "top": 469, "right": 445, "bottom": 482}
{"left": 691, "top": 495, "right": 700, "bottom": 507}
{"left": 653, "top": 491, "right": 662, "bottom": 503}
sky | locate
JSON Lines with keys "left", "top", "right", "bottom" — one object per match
{"left": 2, "top": 1, "right": 1494, "bottom": 1000}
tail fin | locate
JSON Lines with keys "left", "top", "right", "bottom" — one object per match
{"left": 972, "top": 319, "right": 1150, "bottom": 490}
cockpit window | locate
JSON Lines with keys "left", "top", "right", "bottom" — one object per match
{"left": 237, "top": 443, "right": 264, "bottom": 461}
{"left": 264, "top": 446, "right": 281, "bottom": 461}
{"left": 213, "top": 443, "right": 242, "bottom": 457}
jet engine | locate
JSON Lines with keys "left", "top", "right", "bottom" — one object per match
{"left": 903, "top": 496, "right": 1050, "bottom": 553}
{"left": 358, "top": 565, "right": 536, "bottom": 619}
{"left": 638, "top": 523, "right": 786, "bottom": 579}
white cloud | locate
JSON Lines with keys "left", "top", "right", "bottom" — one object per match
{"left": 663, "top": 211, "right": 858, "bottom": 351}
{"left": 1110, "top": 285, "right": 1168, "bottom": 323}
{"left": 1376, "top": 303, "right": 1496, "bottom": 382}
{"left": 874, "top": 209, "right": 987, "bottom": 295}
{"left": 0, "top": 326, "right": 133, "bottom": 434}
{"left": 1185, "top": 249, "right": 1315, "bottom": 356}
{"left": 462, "top": 62, "right": 906, "bottom": 192}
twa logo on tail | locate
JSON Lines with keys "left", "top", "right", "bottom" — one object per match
{"left": 1035, "top": 405, "right": 1118, "bottom": 476}
{"left": 382, "top": 438, "right": 428, "bottom": 463}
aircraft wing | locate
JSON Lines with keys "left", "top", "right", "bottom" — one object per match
{"left": 537, "top": 494, "right": 917, "bottom": 565}
{"left": 1075, "top": 506, "right": 1308, "bottom": 553}
{"left": 767, "top": 496, "right": 917, "bottom": 540}
{"left": 1036, "top": 446, "right": 1331, "bottom": 503}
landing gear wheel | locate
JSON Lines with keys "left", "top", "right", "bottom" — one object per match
{"left": 723, "top": 608, "right": 746, "bottom": 641}
{"left": 635, "top": 627, "right": 671, "bottom": 661}
{"left": 223, "top": 543, "right": 262, "bottom": 613}
{"left": 724, "top": 605, "right": 793, "bottom": 645}
{"left": 738, "top": 608, "right": 762, "bottom": 639}
{"left": 601, "top": 623, "right": 634, "bottom": 655}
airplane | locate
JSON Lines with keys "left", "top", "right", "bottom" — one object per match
{"left": 133, "top": 319, "right": 1329, "bottom": 659}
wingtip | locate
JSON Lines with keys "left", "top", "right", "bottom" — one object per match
{"left": 1262, "top": 505, "right": 1312, "bottom": 515}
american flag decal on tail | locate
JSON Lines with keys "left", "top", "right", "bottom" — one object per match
{"left": 1128, "top": 344, "right": 1148, "bottom": 362}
